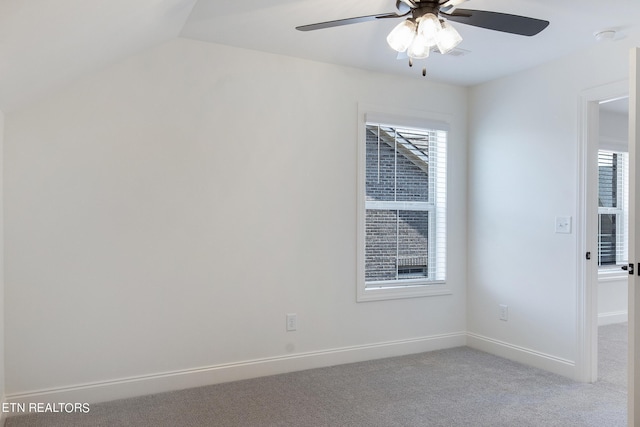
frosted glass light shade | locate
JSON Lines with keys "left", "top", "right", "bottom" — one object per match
{"left": 437, "top": 21, "right": 462, "bottom": 54}
{"left": 407, "top": 35, "right": 430, "bottom": 59}
{"left": 417, "top": 13, "right": 441, "bottom": 46}
{"left": 387, "top": 19, "right": 417, "bottom": 52}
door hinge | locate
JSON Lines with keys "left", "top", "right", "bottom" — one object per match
{"left": 586, "top": 252, "right": 591, "bottom": 260}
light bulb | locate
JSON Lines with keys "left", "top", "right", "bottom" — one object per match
{"left": 407, "top": 34, "right": 430, "bottom": 59}
{"left": 436, "top": 21, "right": 462, "bottom": 54}
{"left": 417, "top": 13, "right": 441, "bottom": 46}
{"left": 387, "top": 20, "right": 417, "bottom": 52}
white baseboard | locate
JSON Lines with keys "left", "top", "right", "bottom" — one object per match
{"left": 466, "top": 332, "right": 575, "bottom": 378}
{"left": 598, "top": 311, "right": 628, "bottom": 326}
{"left": 5, "top": 332, "right": 466, "bottom": 409}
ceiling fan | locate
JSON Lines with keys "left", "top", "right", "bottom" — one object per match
{"left": 296, "top": 0, "right": 549, "bottom": 75}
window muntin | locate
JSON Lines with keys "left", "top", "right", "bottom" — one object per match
{"left": 362, "top": 123, "right": 447, "bottom": 292}
{"left": 597, "top": 149, "right": 628, "bottom": 268}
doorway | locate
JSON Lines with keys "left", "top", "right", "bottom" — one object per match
{"left": 576, "top": 80, "right": 628, "bottom": 384}
{"left": 578, "top": 48, "right": 640, "bottom": 426}
{"left": 596, "top": 97, "right": 629, "bottom": 389}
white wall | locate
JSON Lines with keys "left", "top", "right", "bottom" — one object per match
{"left": 468, "top": 38, "right": 638, "bottom": 377}
{"left": 600, "top": 109, "right": 629, "bottom": 150}
{"left": 0, "top": 110, "right": 5, "bottom": 413}
{"left": 598, "top": 275, "right": 627, "bottom": 325}
{"left": 3, "top": 38, "right": 468, "bottom": 403}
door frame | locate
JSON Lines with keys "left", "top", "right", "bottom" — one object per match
{"left": 628, "top": 47, "right": 640, "bottom": 427}
{"left": 576, "top": 79, "right": 628, "bottom": 384}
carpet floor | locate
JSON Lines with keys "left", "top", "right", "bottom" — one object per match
{"left": 4, "top": 324, "right": 627, "bottom": 427}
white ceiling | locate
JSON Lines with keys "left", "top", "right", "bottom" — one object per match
{"left": 2, "top": 0, "right": 640, "bottom": 112}
{"left": 0, "top": 0, "right": 198, "bottom": 112}
{"left": 181, "top": 0, "right": 640, "bottom": 84}
{"left": 600, "top": 97, "right": 629, "bottom": 115}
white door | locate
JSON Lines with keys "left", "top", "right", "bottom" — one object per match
{"left": 629, "top": 47, "right": 640, "bottom": 427}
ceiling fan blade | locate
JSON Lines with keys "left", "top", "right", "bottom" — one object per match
{"left": 296, "top": 13, "right": 401, "bottom": 32}
{"left": 398, "top": 0, "right": 417, "bottom": 8}
{"left": 444, "top": 9, "right": 549, "bottom": 36}
{"left": 441, "top": 0, "right": 468, "bottom": 9}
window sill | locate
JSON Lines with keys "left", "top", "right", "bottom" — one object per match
{"left": 598, "top": 268, "right": 627, "bottom": 282}
{"left": 357, "top": 282, "right": 451, "bottom": 302}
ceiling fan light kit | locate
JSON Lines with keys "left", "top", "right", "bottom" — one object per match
{"left": 387, "top": 19, "right": 418, "bottom": 52}
{"left": 296, "top": 0, "right": 549, "bottom": 76}
{"left": 388, "top": 13, "right": 463, "bottom": 59}
{"left": 407, "top": 33, "right": 431, "bottom": 59}
{"left": 437, "top": 21, "right": 464, "bottom": 54}
{"left": 418, "top": 13, "right": 442, "bottom": 46}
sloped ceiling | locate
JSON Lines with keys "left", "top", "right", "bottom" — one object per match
{"left": 0, "top": 0, "right": 197, "bottom": 112}
{"left": 2, "top": 0, "right": 640, "bottom": 112}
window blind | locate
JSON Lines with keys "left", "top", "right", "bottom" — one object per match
{"left": 364, "top": 123, "right": 447, "bottom": 286}
{"left": 597, "top": 150, "right": 628, "bottom": 266}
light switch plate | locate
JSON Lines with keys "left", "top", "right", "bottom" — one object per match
{"left": 555, "top": 216, "right": 572, "bottom": 234}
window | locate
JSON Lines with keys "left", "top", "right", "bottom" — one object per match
{"left": 357, "top": 112, "right": 448, "bottom": 302}
{"left": 597, "top": 149, "right": 628, "bottom": 269}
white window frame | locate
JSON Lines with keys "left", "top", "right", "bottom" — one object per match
{"left": 597, "top": 148, "right": 629, "bottom": 274}
{"left": 357, "top": 105, "right": 451, "bottom": 302}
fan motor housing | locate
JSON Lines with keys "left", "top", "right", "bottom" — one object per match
{"left": 411, "top": 1, "right": 441, "bottom": 19}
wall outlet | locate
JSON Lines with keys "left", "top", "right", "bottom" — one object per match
{"left": 286, "top": 313, "right": 297, "bottom": 331}
{"left": 499, "top": 304, "right": 508, "bottom": 321}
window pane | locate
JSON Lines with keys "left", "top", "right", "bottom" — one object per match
{"left": 365, "top": 209, "right": 430, "bottom": 282}
{"left": 361, "top": 119, "right": 447, "bottom": 296}
{"left": 366, "top": 126, "right": 395, "bottom": 202}
{"left": 394, "top": 129, "right": 430, "bottom": 203}
{"left": 597, "top": 150, "right": 628, "bottom": 267}
{"left": 365, "top": 209, "right": 398, "bottom": 281}
{"left": 598, "top": 213, "right": 617, "bottom": 266}
{"left": 397, "top": 210, "right": 428, "bottom": 279}
{"left": 598, "top": 151, "right": 618, "bottom": 208}
{"left": 365, "top": 125, "right": 430, "bottom": 203}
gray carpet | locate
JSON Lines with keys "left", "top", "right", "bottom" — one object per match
{"left": 5, "top": 325, "right": 627, "bottom": 427}
{"left": 598, "top": 322, "right": 627, "bottom": 390}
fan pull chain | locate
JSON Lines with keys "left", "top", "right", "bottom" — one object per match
{"left": 406, "top": 58, "right": 426, "bottom": 77}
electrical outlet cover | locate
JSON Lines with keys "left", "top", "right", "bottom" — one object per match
{"left": 499, "top": 304, "right": 508, "bottom": 321}
{"left": 286, "top": 313, "right": 297, "bottom": 331}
